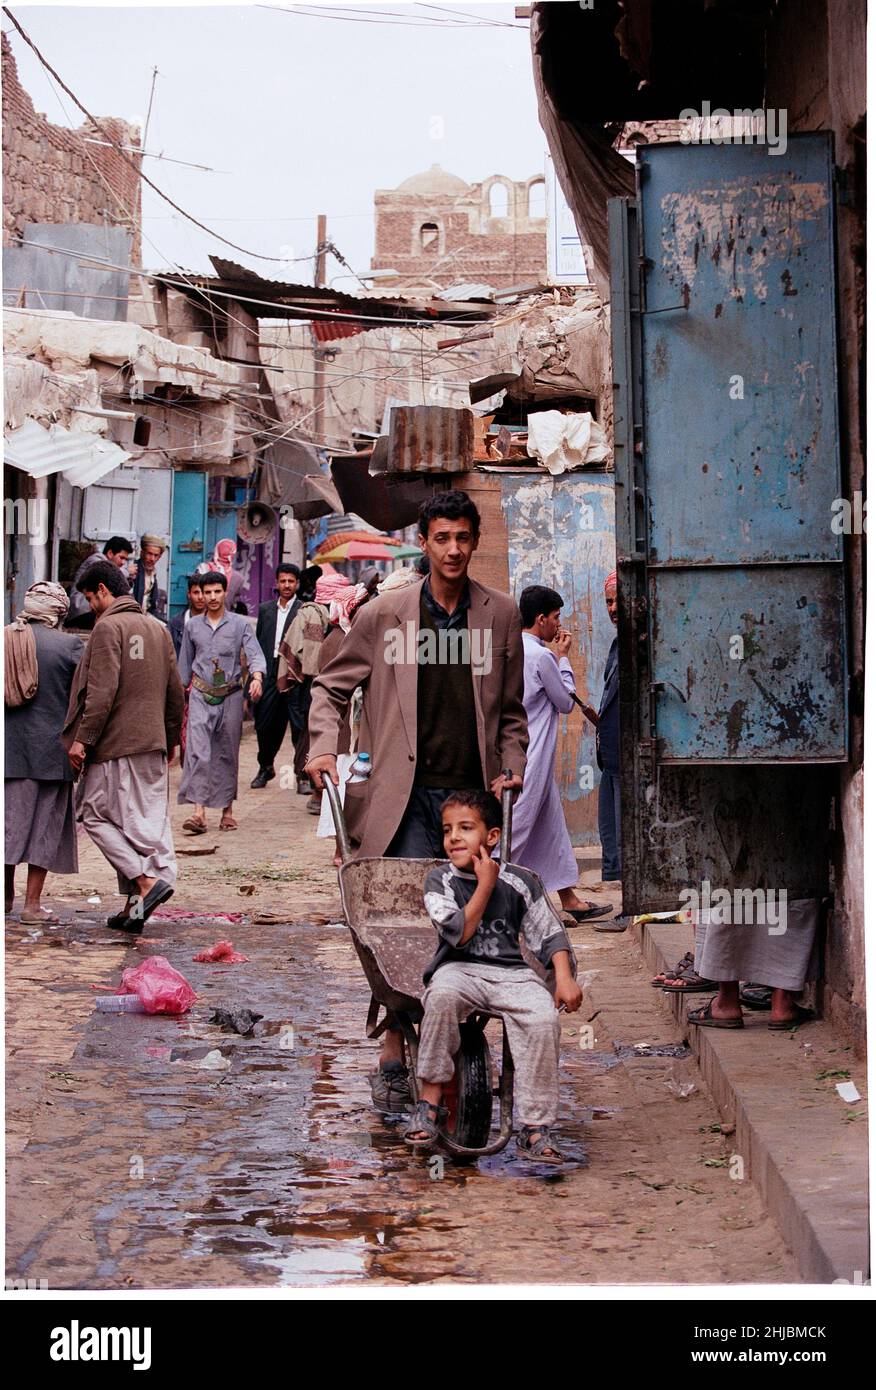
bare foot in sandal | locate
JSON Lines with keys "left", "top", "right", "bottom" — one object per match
{"left": 219, "top": 815, "right": 238, "bottom": 831}
{"left": 517, "top": 1125, "right": 566, "bottom": 1164}
{"left": 404, "top": 1097, "right": 447, "bottom": 1149}
{"left": 687, "top": 984, "right": 744, "bottom": 1027}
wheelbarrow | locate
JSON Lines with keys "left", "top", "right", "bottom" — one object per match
{"left": 323, "top": 775, "right": 527, "bottom": 1159}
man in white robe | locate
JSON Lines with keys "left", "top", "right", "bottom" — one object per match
{"left": 512, "top": 586, "right": 609, "bottom": 921}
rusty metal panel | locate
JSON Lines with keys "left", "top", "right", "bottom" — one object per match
{"left": 387, "top": 405, "right": 474, "bottom": 474}
{"left": 640, "top": 137, "right": 842, "bottom": 566}
{"left": 637, "top": 135, "right": 846, "bottom": 763}
{"left": 651, "top": 566, "right": 846, "bottom": 761}
{"left": 609, "top": 137, "right": 845, "bottom": 910}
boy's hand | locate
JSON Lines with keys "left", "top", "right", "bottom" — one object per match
{"left": 555, "top": 977, "right": 583, "bottom": 1013}
{"left": 472, "top": 844, "right": 500, "bottom": 893}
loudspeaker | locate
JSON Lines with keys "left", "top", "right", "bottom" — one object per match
{"left": 237, "top": 503, "right": 276, "bottom": 545}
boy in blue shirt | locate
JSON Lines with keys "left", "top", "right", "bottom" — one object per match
{"left": 405, "top": 789, "right": 582, "bottom": 1162}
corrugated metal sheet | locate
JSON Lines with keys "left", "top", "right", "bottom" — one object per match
{"left": 387, "top": 405, "right": 474, "bottom": 474}
{"left": 4, "top": 418, "right": 131, "bottom": 488}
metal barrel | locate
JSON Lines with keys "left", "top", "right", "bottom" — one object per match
{"left": 322, "top": 776, "right": 352, "bottom": 864}
{"left": 500, "top": 768, "right": 514, "bottom": 863}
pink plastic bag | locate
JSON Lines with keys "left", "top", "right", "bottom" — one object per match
{"left": 119, "top": 955, "right": 197, "bottom": 1015}
{"left": 192, "top": 940, "right": 248, "bottom": 964}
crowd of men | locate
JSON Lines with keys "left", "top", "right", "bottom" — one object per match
{"left": 5, "top": 503, "right": 622, "bottom": 927}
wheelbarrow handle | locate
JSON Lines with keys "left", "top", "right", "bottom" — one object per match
{"left": 323, "top": 776, "right": 352, "bottom": 864}
{"left": 500, "top": 767, "right": 514, "bottom": 864}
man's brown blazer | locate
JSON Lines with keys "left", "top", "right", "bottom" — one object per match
{"left": 307, "top": 576, "right": 528, "bottom": 857}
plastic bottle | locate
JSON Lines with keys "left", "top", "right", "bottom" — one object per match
{"left": 95, "top": 993, "right": 147, "bottom": 1013}
{"left": 348, "top": 752, "right": 372, "bottom": 783}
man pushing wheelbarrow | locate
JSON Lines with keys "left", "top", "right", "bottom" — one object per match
{"left": 306, "top": 490, "right": 531, "bottom": 1114}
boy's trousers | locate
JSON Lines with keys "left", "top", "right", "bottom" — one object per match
{"left": 417, "top": 961, "right": 560, "bottom": 1128}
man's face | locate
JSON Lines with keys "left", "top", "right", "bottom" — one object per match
{"left": 203, "top": 582, "right": 226, "bottom": 615}
{"left": 277, "top": 572, "right": 298, "bottom": 602}
{"left": 537, "top": 608, "right": 562, "bottom": 643}
{"left": 85, "top": 583, "right": 116, "bottom": 617}
{"left": 419, "top": 516, "right": 478, "bottom": 585}
{"left": 106, "top": 548, "right": 130, "bottom": 570}
{"left": 188, "top": 584, "right": 206, "bottom": 615}
{"left": 442, "top": 804, "right": 500, "bottom": 872}
{"left": 605, "top": 583, "right": 618, "bottom": 626}
{"left": 142, "top": 545, "right": 163, "bottom": 573}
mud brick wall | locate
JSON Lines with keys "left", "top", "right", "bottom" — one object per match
{"left": 2, "top": 32, "right": 142, "bottom": 261}
{"left": 374, "top": 171, "right": 547, "bottom": 291}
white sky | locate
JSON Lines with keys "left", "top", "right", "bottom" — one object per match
{"left": 3, "top": 2, "right": 545, "bottom": 281}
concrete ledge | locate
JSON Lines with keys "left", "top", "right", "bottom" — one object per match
{"left": 638, "top": 920, "right": 870, "bottom": 1285}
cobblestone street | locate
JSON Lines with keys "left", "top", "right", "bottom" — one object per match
{"left": 5, "top": 728, "right": 799, "bottom": 1288}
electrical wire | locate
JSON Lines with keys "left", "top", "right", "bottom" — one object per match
{"left": 416, "top": 4, "right": 526, "bottom": 29}
{"left": 2, "top": 8, "right": 315, "bottom": 264}
{"left": 259, "top": 4, "right": 523, "bottom": 29}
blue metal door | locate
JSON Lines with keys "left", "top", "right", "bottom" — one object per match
{"left": 639, "top": 134, "right": 846, "bottom": 762}
{"left": 169, "top": 472, "right": 207, "bottom": 615}
{"left": 610, "top": 134, "right": 845, "bottom": 907}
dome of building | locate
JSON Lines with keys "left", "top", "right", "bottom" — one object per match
{"left": 396, "top": 164, "right": 470, "bottom": 195}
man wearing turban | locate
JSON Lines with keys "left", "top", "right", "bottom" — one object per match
{"left": 5, "top": 582, "right": 84, "bottom": 922}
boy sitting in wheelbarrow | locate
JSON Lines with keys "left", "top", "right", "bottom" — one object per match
{"left": 406, "top": 790, "right": 583, "bottom": 1163}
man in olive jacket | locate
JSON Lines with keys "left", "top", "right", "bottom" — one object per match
{"left": 61, "top": 561, "right": 184, "bottom": 933}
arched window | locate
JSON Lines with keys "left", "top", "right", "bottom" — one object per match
{"left": 528, "top": 178, "right": 546, "bottom": 219}
{"left": 488, "top": 182, "right": 509, "bottom": 218}
{"left": 420, "top": 221, "right": 439, "bottom": 252}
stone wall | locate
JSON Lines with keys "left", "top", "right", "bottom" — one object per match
{"left": 2, "top": 32, "right": 142, "bottom": 262}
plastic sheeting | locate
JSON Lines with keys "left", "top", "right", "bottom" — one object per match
{"left": 526, "top": 410, "right": 611, "bottom": 474}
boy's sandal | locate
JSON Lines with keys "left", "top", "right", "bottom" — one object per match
{"left": 516, "top": 1125, "right": 566, "bottom": 1165}
{"left": 687, "top": 997, "right": 744, "bottom": 1029}
{"left": 219, "top": 816, "right": 238, "bottom": 831}
{"left": 740, "top": 983, "right": 773, "bottom": 1011}
{"left": 768, "top": 1005, "right": 817, "bottom": 1031}
{"left": 564, "top": 901, "right": 612, "bottom": 921}
{"left": 182, "top": 817, "right": 207, "bottom": 834}
{"left": 652, "top": 951, "right": 695, "bottom": 986}
{"left": 662, "top": 965, "right": 719, "bottom": 993}
{"left": 404, "top": 1099, "right": 448, "bottom": 1150}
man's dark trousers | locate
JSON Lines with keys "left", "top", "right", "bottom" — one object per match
{"left": 253, "top": 597, "right": 300, "bottom": 774}
{"left": 254, "top": 658, "right": 298, "bottom": 773}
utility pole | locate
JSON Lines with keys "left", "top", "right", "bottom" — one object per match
{"left": 313, "top": 213, "right": 327, "bottom": 445}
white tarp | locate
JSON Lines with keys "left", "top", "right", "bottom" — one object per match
{"left": 3, "top": 307, "right": 243, "bottom": 395}
{"left": 526, "top": 409, "right": 611, "bottom": 474}
{"left": 4, "top": 417, "right": 132, "bottom": 488}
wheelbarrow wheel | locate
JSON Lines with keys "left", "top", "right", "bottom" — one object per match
{"left": 443, "top": 1021, "right": 493, "bottom": 1152}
